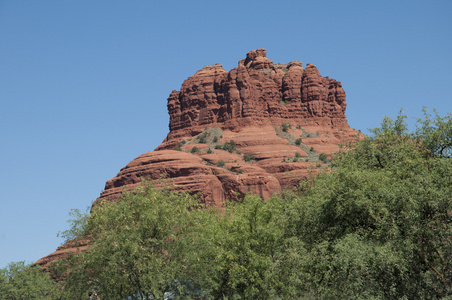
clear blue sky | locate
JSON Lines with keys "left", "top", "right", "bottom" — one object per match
{"left": 0, "top": 0, "right": 451, "bottom": 268}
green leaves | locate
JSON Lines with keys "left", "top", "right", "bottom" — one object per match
{"left": 59, "top": 184, "right": 215, "bottom": 299}
{"left": 290, "top": 112, "right": 452, "bottom": 298}
{"left": 0, "top": 261, "right": 62, "bottom": 299}
{"left": 57, "top": 206, "right": 90, "bottom": 244}
{"left": 415, "top": 108, "right": 452, "bottom": 158}
{"left": 210, "top": 195, "right": 286, "bottom": 299}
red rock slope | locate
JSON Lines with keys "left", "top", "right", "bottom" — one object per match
{"left": 36, "top": 49, "right": 358, "bottom": 267}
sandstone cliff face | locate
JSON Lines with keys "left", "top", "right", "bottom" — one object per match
{"left": 165, "top": 48, "right": 347, "bottom": 139}
{"left": 36, "top": 49, "right": 358, "bottom": 267}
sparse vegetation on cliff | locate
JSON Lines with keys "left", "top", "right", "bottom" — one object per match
{"left": 281, "top": 122, "right": 290, "bottom": 132}
{"left": 192, "top": 127, "right": 223, "bottom": 145}
{"left": 218, "top": 140, "right": 238, "bottom": 154}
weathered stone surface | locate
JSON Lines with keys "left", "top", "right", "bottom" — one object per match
{"left": 98, "top": 149, "right": 281, "bottom": 207}
{"left": 165, "top": 48, "right": 348, "bottom": 140}
{"left": 37, "top": 49, "right": 360, "bottom": 268}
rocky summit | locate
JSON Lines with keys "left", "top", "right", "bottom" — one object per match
{"left": 37, "top": 49, "right": 358, "bottom": 266}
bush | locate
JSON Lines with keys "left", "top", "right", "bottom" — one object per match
{"left": 281, "top": 123, "right": 290, "bottom": 132}
{"left": 197, "top": 132, "right": 208, "bottom": 144}
{"left": 295, "top": 138, "right": 302, "bottom": 146}
{"left": 243, "top": 154, "right": 256, "bottom": 162}
{"left": 319, "top": 153, "right": 328, "bottom": 163}
{"left": 174, "top": 146, "right": 182, "bottom": 151}
{"left": 216, "top": 160, "right": 225, "bottom": 167}
{"left": 295, "top": 152, "right": 301, "bottom": 158}
{"left": 207, "top": 148, "right": 213, "bottom": 154}
{"left": 213, "top": 136, "right": 218, "bottom": 143}
{"left": 190, "top": 146, "right": 199, "bottom": 153}
{"left": 222, "top": 140, "right": 236, "bottom": 153}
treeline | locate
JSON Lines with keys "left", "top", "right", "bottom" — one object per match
{"left": 1, "top": 110, "right": 451, "bottom": 299}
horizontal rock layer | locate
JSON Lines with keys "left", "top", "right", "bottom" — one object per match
{"left": 99, "top": 122, "right": 357, "bottom": 205}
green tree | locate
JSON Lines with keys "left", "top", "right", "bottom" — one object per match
{"left": 57, "top": 206, "right": 90, "bottom": 244}
{"left": 415, "top": 108, "right": 452, "bottom": 158}
{"left": 0, "top": 261, "right": 61, "bottom": 299}
{"left": 286, "top": 114, "right": 452, "bottom": 298}
{"left": 369, "top": 109, "right": 409, "bottom": 137}
{"left": 209, "top": 195, "right": 288, "bottom": 299}
{"left": 369, "top": 108, "right": 452, "bottom": 158}
{"left": 59, "top": 183, "right": 217, "bottom": 299}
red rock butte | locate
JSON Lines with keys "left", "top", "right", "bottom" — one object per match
{"left": 36, "top": 48, "right": 358, "bottom": 266}
{"left": 97, "top": 48, "right": 357, "bottom": 206}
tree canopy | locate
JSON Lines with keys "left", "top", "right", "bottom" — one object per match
{"left": 0, "top": 261, "right": 61, "bottom": 299}
{"left": 288, "top": 114, "right": 452, "bottom": 298}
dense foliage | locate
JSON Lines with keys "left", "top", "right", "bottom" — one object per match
{"left": 288, "top": 113, "right": 452, "bottom": 298}
{"left": 54, "top": 186, "right": 218, "bottom": 299}
{"left": 2, "top": 110, "right": 451, "bottom": 299}
{"left": 0, "top": 261, "right": 61, "bottom": 299}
